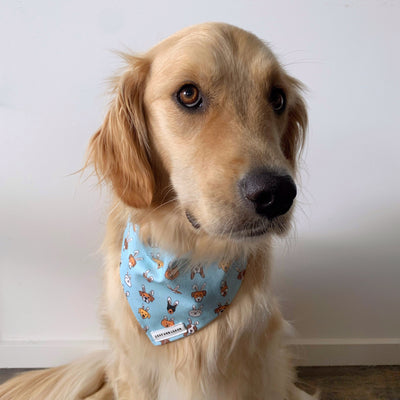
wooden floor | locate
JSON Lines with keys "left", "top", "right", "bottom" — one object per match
{"left": 297, "top": 366, "right": 400, "bottom": 400}
{"left": 1, "top": 366, "right": 399, "bottom": 399}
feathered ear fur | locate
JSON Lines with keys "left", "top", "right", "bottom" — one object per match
{"left": 281, "top": 78, "right": 308, "bottom": 169}
{"left": 87, "top": 55, "right": 154, "bottom": 208}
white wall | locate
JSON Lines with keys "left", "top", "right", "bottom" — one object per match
{"left": 1, "top": 0, "right": 399, "bottom": 367}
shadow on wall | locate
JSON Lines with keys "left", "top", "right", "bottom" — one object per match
{"left": 272, "top": 209, "right": 400, "bottom": 339}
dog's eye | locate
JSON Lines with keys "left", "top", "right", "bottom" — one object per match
{"left": 177, "top": 84, "right": 203, "bottom": 109}
{"left": 269, "top": 88, "right": 286, "bottom": 114}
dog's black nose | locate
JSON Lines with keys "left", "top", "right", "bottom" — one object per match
{"left": 240, "top": 170, "right": 297, "bottom": 219}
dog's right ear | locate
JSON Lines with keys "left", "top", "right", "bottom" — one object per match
{"left": 87, "top": 55, "right": 154, "bottom": 208}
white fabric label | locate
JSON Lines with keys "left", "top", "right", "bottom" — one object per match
{"left": 151, "top": 323, "right": 187, "bottom": 342}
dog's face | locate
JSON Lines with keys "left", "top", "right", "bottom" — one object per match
{"left": 88, "top": 23, "right": 307, "bottom": 242}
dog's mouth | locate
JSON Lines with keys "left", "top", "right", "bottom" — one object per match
{"left": 225, "top": 222, "right": 273, "bottom": 239}
{"left": 185, "top": 209, "right": 282, "bottom": 239}
{"left": 235, "top": 224, "right": 270, "bottom": 238}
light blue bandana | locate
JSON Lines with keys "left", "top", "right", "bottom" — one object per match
{"left": 120, "top": 221, "right": 247, "bottom": 345}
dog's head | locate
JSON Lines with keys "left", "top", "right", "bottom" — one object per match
{"left": 88, "top": 23, "right": 307, "bottom": 243}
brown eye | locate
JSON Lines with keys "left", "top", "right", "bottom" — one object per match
{"left": 177, "top": 84, "right": 203, "bottom": 109}
{"left": 269, "top": 87, "right": 286, "bottom": 114}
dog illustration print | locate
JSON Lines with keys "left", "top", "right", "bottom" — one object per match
{"left": 161, "top": 316, "right": 175, "bottom": 328}
{"left": 214, "top": 303, "right": 230, "bottom": 315}
{"left": 124, "top": 272, "right": 132, "bottom": 288}
{"left": 184, "top": 318, "right": 199, "bottom": 337}
{"left": 167, "top": 284, "right": 182, "bottom": 294}
{"left": 138, "top": 305, "right": 151, "bottom": 320}
{"left": 143, "top": 269, "right": 154, "bottom": 283}
{"left": 128, "top": 251, "right": 143, "bottom": 268}
{"left": 236, "top": 267, "right": 246, "bottom": 280}
{"left": 139, "top": 285, "right": 155, "bottom": 303}
{"left": 190, "top": 265, "right": 205, "bottom": 279}
{"left": 218, "top": 261, "right": 231, "bottom": 272}
{"left": 188, "top": 304, "right": 203, "bottom": 318}
{"left": 123, "top": 232, "right": 132, "bottom": 250}
{"left": 166, "top": 297, "right": 179, "bottom": 314}
{"left": 191, "top": 283, "right": 207, "bottom": 302}
{"left": 165, "top": 262, "right": 180, "bottom": 280}
{"left": 151, "top": 253, "right": 164, "bottom": 269}
{"left": 220, "top": 280, "right": 228, "bottom": 297}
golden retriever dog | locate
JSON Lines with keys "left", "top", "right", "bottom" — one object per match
{"left": 0, "top": 23, "right": 315, "bottom": 400}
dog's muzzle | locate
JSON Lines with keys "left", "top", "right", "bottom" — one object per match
{"left": 239, "top": 169, "right": 297, "bottom": 219}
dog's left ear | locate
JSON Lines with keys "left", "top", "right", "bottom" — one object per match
{"left": 281, "top": 78, "right": 308, "bottom": 169}
{"left": 87, "top": 55, "right": 155, "bottom": 208}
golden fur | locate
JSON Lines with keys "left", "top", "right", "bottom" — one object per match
{"left": 0, "top": 23, "right": 316, "bottom": 399}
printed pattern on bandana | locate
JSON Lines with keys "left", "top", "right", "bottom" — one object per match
{"left": 120, "top": 221, "right": 247, "bottom": 346}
